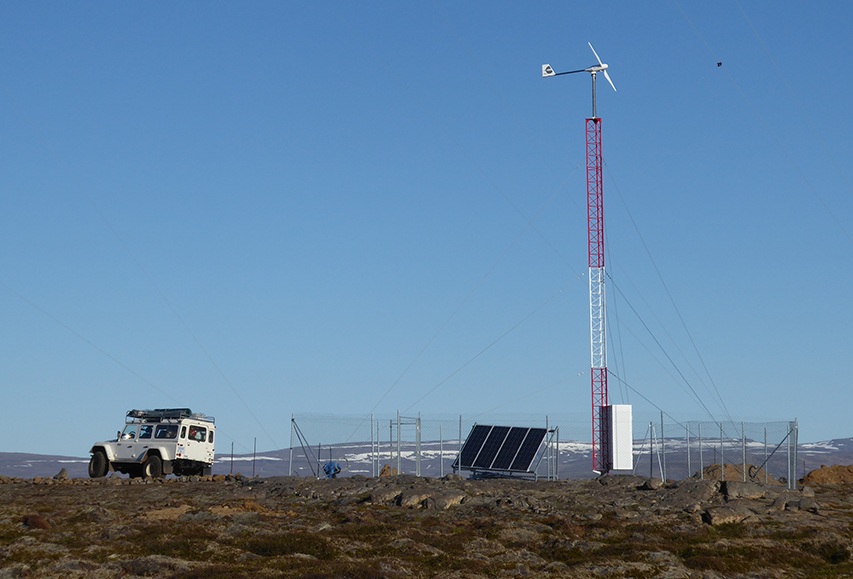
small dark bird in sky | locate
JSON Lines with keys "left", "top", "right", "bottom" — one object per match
{"left": 717, "top": 62, "right": 723, "bottom": 67}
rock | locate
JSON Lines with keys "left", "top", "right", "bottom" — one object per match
{"left": 53, "top": 468, "right": 68, "bottom": 480}
{"left": 398, "top": 490, "right": 431, "bottom": 508}
{"left": 702, "top": 505, "right": 753, "bottom": 526}
{"left": 427, "top": 490, "right": 467, "bottom": 510}
{"left": 639, "top": 478, "right": 664, "bottom": 490}
{"left": 379, "top": 464, "right": 397, "bottom": 477}
{"left": 797, "top": 497, "right": 820, "bottom": 514}
{"left": 663, "top": 479, "right": 719, "bottom": 510}
{"left": 370, "top": 486, "right": 402, "bottom": 505}
{"left": 722, "top": 481, "right": 765, "bottom": 500}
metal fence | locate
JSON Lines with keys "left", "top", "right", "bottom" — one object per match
{"left": 634, "top": 418, "right": 799, "bottom": 490}
{"left": 284, "top": 412, "right": 799, "bottom": 488}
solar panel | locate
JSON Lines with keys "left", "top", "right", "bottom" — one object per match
{"left": 510, "top": 428, "right": 548, "bottom": 471}
{"left": 455, "top": 424, "right": 548, "bottom": 474}
{"left": 456, "top": 424, "right": 491, "bottom": 469}
{"left": 473, "top": 426, "right": 510, "bottom": 469}
{"left": 492, "top": 427, "right": 528, "bottom": 469}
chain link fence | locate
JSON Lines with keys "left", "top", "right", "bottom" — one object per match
{"left": 284, "top": 412, "right": 799, "bottom": 487}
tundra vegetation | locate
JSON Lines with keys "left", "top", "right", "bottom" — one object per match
{"left": 1, "top": 464, "right": 851, "bottom": 577}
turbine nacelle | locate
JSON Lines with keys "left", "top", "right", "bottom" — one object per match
{"left": 541, "top": 42, "right": 617, "bottom": 93}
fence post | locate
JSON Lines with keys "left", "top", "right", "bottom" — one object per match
{"left": 660, "top": 411, "right": 666, "bottom": 481}
{"left": 741, "top": 421, "right": 746, "bottom": 482}
{"left": 649, "top": 421, "right": 654, "bottom": 479}
{"left": 289, "top": 415, "right": 294, "bottom": 477}
{"left": 699, "top": 423, "right": 703, "bottom": 480}
{"left": 396, "top": 410, "right": 401, "bottom": 475}
{"left": 370, "top": 413, "right": 375, "bottom": 478}
{"left": 440, "top": 424, "right": 444, "bottom": 478}
{"left": 459, "top": 415, "right": 463, "bottom": 458}
{"left": 554, "top": 426, "right": 560, "bottom": 480}
{"left": 416, "top": 414, "right": 421, "bottom": 477}
{"left": 720, "top": 423, "right": 725, "bottom": 482}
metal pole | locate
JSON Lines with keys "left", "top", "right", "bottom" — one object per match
{"left": 231, "top": 441, "right": 234, "bottom": 475}
{"left": 660, "top": 411, "right": 666, "bottom": 481}
{"left": 720, "top": 423, "right": 725, "bottom": 482}
{"left": 252, "top": 437, "right": 257, "bottom": 479}
{"left": 793, "top": 419, "right": 798, "bottom": 490}
{"left": 686, "top": 424, "right": 691, "bottom": 479}
{"left": 699, "top": 423, "right": 703, "bottom": 480}
{"left": 764, "top": 427, "right": 768, "bottom": 485}
{"left": 396, "top": 410, "right": 401, "bottom": 475}
{"left": 440, "top": 424, "right": 444, "bottom": 478}
{"left": 458, "top": 415, "right": 463, "bottom": 459}
{"left": 416, "top": 414, "right": 421, "bottom": 477}
{"left": 786, "top": 422, "right": 791, "bottom": 489}
{"left": 546, "top": 415, "right": 550, "bottom": 479}
{"left": 649, "top": 421, "right": 654, "bottom": 479}
{"left": 370, "top": 413, "right": 375, "bottom": 478}
{"left": 741, "top": 421, "right": 746, "bottom": 482}
{"left": 288, "top": 415, "right": 294, "bottom": 476}
{"left": 556, "top": 426, "right": 560, "bottom": 481}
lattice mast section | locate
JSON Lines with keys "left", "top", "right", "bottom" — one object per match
{"left": 586, "top": 117, "right": 609, "bottom": 473}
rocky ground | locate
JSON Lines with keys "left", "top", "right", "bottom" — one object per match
{"left": 1, "top": 465, "right": 852, "bottom": 578}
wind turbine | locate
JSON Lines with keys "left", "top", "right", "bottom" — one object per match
{"left": 542, "top": 42, "right": 616, "bottom": 118}
{"left": 542, "top": 42, "right": 625, "bottom": 474}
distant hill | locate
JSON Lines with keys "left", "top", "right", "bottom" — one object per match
{"left": 3, "top": 438, "right": 851, "bottom": 480}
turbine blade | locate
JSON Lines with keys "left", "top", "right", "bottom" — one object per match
{"left": 603, "top": 69, "right": 617, "bottom": 92}
{"left": 588, "top": 42, "right": 604, "bottom": 66}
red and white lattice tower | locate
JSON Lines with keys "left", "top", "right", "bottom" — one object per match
{"left": 586, "top": 116, "right": 609, "bottom": 473}
{"left": 543, "top": 43, "right": 616, "bottom": 473}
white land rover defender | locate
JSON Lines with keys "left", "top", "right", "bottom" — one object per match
{"left": 88, "top": 408, "right": 215, "bottom": 478}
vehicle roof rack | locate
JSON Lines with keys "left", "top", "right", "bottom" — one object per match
{"left": 127, "top": 408, "right": 193, "bottom": 422}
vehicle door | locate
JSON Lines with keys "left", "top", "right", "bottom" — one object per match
{"left": 180, "top": 423, "right": 214, "bottom": 463}
{"left": 113, "top": 424, "right": 141, "bottom": 461}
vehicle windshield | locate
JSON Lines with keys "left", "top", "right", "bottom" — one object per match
{"left": 121, "top": 425, "right": 138, "bottom": 440}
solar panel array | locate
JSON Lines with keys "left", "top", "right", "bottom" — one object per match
{"left": 453, "top": 424, "right": 548, "bottom": 473}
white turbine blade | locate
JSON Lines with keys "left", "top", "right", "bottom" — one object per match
{"left": 603, "top": 69, "right": 617, "bottom": 92}
{"left": 542, "top": 64, "right": 556, "bottom": 77}
{"left": 588, "top": 42, "right": 604, "bottom": 66}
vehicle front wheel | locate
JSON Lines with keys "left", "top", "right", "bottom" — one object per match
{"left": 88, "top": 451, "right": 108, "bottom": 478}
{"left": 142, "top": 455, "right": 163, "bottom": 479}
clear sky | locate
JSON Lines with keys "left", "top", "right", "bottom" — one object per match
{"left": 2, "top": 2, "right": 851, "bottom": 457}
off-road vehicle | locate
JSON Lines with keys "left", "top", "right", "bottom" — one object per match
{"left": 88, "top": 408, "right": 215, "bottom": 478}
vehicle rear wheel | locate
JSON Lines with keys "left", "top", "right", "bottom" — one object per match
{"left": 88, "top": 451, "right": 108, "bottom": 478}
{"left": 142, "top": 455, "right": 163, "bottom": 479}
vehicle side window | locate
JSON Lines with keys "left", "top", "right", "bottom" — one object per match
{"left": 180, "top": 426, "right": 186, "bottom": 439}
{"left": 139, "top": 425, "right": 153, "bottom": 439}
{"left": 188, "top": 425, "right": 207, "bottom": 442}
{"left": 208, "top": 431, "right": 213, "bottom": 444}
{"left": 155, "top": 425, "right": 178, "bottom": 439}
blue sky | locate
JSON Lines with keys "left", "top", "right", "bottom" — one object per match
{"left": 2, "top": 2, "right": 851, "bottom": 457}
